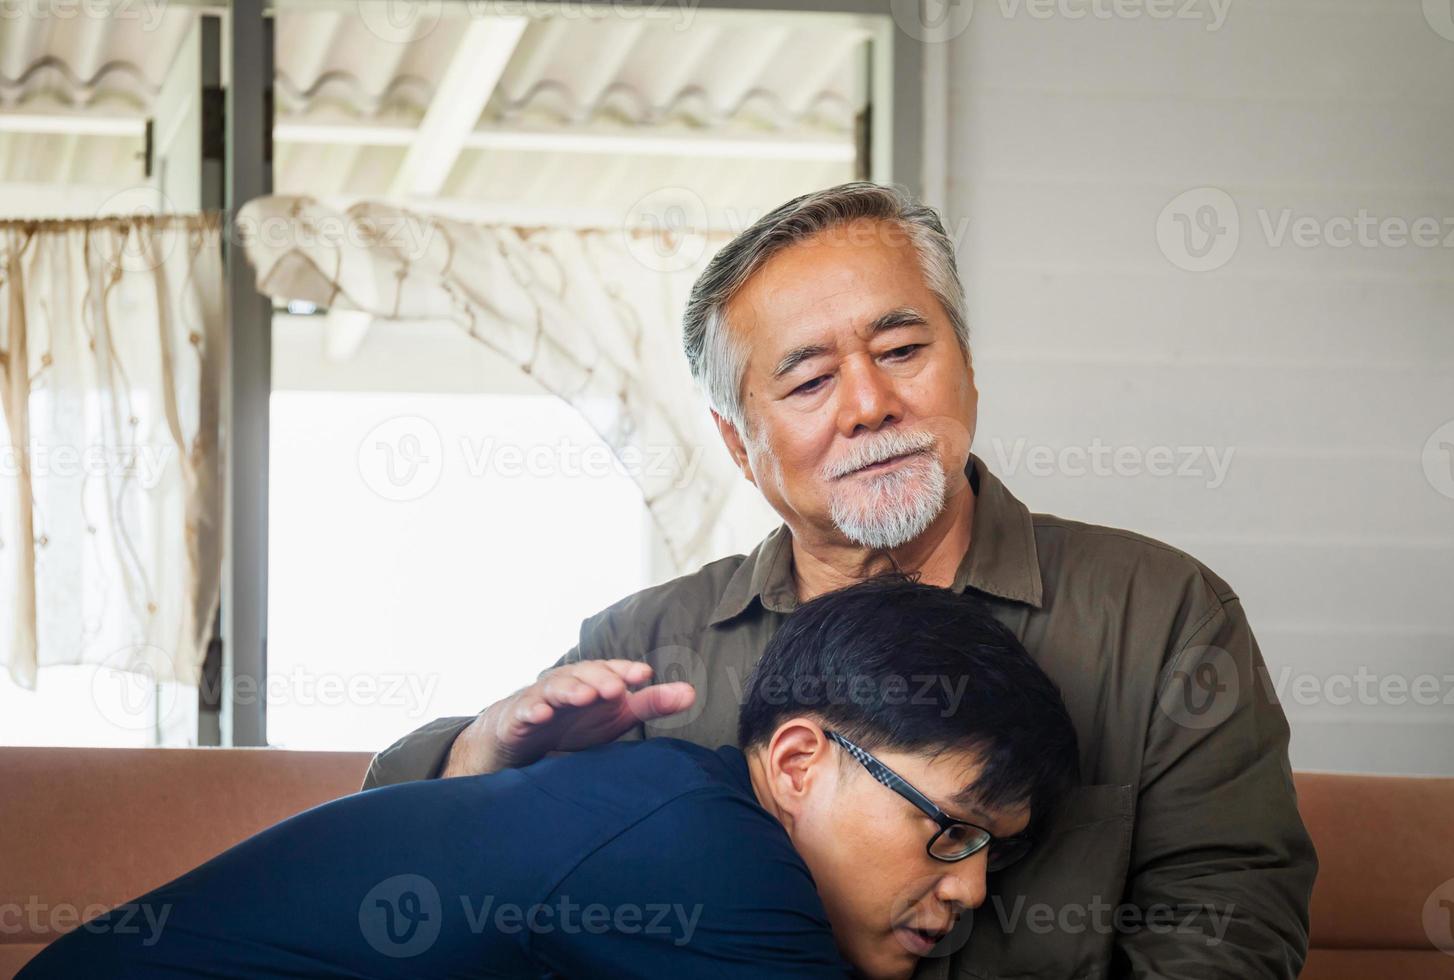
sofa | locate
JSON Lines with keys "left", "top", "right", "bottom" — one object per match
{"left": 1, "top": 747, "right": 1450, "bottom": 978}
{"left": 0, "top": 747, "right": 373, "bottom": 978}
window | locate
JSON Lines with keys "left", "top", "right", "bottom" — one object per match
{"left": 264, "top": 316, "right": 652, "bottom": 751}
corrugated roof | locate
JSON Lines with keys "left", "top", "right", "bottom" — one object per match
{"left": 0, "top": 10, "right": 199, "bottom": 111}
{"left": 0, "top": 9, "right": 863, "bottom": 217}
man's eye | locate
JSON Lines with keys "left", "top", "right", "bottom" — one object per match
{"left": 884, "top": 344, "right": 922, "bottom": 361}
{"left": 792, "top": 376, "right": 828, "bottom": 396}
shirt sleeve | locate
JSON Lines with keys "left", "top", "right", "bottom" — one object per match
{"left": 361, "top": 713, "right": 478, "bottom": 789}
{"left": 529, "top": 787, "right": 855, "bottom": 979}
{"left": 1116, "top": 594, "right": 1318, "bottom": 978}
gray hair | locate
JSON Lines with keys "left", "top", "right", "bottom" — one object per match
{"left": 681, "top": 181, "right": 969, "bottom": 431}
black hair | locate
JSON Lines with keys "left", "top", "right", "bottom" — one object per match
{"left": 737, "top": 573, "right": 1079, "bottom": 834}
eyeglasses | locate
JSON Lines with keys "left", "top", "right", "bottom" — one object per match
{"left": 825, "top": 730, "right": 1034, "bottom": 870}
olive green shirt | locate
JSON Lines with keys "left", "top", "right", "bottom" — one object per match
{"left": 364, "top": 454, "right": 1316, "bottom": 979}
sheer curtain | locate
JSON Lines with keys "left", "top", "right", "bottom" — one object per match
{"left": 239, "top": 195, "right": 770, "bottom": 576}
{"left": 0, "top": 214, "right": 225, "bottom": 690}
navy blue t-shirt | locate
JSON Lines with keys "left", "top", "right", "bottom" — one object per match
{"left": 19, "top": 739, "right": 854, "bottom": 978}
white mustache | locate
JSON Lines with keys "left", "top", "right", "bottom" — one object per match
{"left": 824, "top": 429, "right": 937, "bottom": 480}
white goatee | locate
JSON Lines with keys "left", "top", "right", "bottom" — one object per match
{"left": 826, "top": 432, "right": 948, "bottom": 550}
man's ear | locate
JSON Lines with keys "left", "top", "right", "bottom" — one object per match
{"left": 761, "top": 719, "right": 835, "bottom": 825}
{"left": 710, "top": 408, "right": 757, "bottom": 486}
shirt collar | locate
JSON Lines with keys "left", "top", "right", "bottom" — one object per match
{"left": 949, "top": 455, "right": 1044, "bottom": 607}
{"left": 708, "top": 452, "right": 1043, "bottom": 627}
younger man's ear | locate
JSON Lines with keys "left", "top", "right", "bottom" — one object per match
{"left": 762, "top": 720, "right": 833, "bottom": 821}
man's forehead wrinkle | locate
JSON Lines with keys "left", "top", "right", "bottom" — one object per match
{"left": 761, "top": 279, "right": 860, "bottom": 330}
{"left": 732, "top": 270, "right": 824, "bottom": 343}
{"left": 746, "top": 295, "right": 851, "bottom": 380}
{"left": 734, "top": 241, "right": 933, "bottom": 382}
{"left": 754, "top": 241, "right": 872, "bottom": 311}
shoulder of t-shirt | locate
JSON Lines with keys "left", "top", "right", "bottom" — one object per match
{"left": 530, "top": 739, "right": 803, "bottom": 889}
{"left": 515, "top": 737, "right": 749, "bottom": 817}
{"left": 554, "top": 742, "right": 807, "bottom": 881}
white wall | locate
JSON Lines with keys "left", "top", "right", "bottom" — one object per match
{"left": 940, "top": 0, "right": 1454, "bottom": 775}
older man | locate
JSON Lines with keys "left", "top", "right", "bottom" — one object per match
{"left": 365, "top": 182, "right": 1316, "bottom": 979}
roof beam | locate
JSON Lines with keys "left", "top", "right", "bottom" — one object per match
{"left": 275, "top": 118, "right": 854, "bottom": 164}
{"left": 0, "top": 110, "right": 146, "bottom": 138}
{"left": 387, "top": 16, "right": 528, "bottom": 198}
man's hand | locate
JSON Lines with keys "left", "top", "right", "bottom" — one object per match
{"left": 440, "top": 660, "right": 696, "bottom": 778}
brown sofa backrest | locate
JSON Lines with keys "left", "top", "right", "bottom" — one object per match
{"left": 1, "top": 749, "right": 1451, "bottom": 978}
{"left": 1295, "top": 771, "right": 1454, "bottom": 979}
{"left": 0, "top": 746, "right": 371, "bottom": 978}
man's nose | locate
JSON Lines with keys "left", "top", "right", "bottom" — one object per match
{"left": 935, "top": 849, "right": 989, "bottom": 911}
{"left": 835, "top": 354, "right": 903, "bottom": 436}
